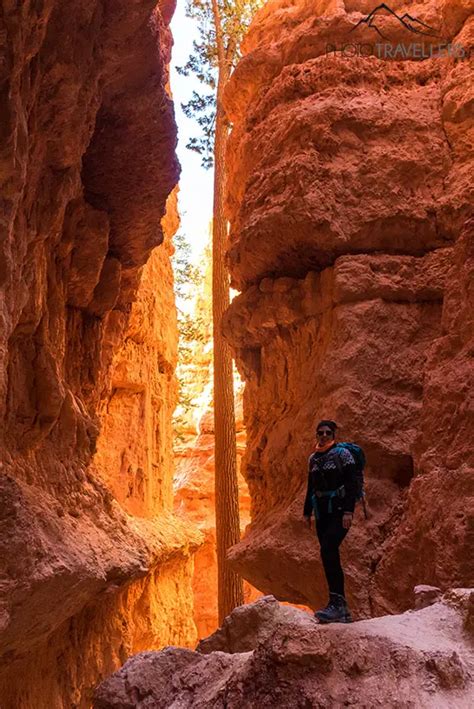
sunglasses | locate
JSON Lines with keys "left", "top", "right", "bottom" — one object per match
{"left": 317, "top": 430, "right": 333, "bottom": 436}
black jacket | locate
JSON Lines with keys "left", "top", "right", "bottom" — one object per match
{"left": 303, "top": 444, "right": 358, "bottom": 517}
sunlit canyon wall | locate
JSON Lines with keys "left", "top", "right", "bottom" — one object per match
{"left": 174, "top": 386, "right": 260, "bottom": 639}
{"left": 0, "top": 0, "right": 200, "bottom": 706}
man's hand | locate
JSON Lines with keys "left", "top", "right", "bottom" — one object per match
{"left": 304, "top": 515, "right": 312, "bottom": 529}
{"left": 342, "top": 512, "right": 353, "bottom": 529}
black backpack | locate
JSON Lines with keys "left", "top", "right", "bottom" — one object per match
{"left": 334, "top": 442, "right": 367, "bottom": 517}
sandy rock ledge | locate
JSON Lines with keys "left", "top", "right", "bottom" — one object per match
{"left": 94, "top": 590, "right": 474, "bottom": 708}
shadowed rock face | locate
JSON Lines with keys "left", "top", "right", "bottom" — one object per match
{"left": 93, "top": 590, "right": 474, "bottom": 708}
{"left": 221, "top": 0, "right": 474, "bottom": 615}
{"left": 0, "top": 0, "right": 200, "bottom": 706}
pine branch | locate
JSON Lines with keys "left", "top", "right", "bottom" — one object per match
{"left": 177, "top": 0, "right": 263, "bottom": 168}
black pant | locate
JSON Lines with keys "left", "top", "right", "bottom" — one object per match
{"left": 316, "top": 511, "right": 348, "bottom": 597}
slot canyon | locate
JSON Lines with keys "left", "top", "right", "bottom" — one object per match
{"left": 0, "top": 0, "right": 473, "bottom": 707}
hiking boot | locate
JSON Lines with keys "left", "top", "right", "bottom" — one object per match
{"left": 315, "top": 593, "right": 352, "bottom": 624}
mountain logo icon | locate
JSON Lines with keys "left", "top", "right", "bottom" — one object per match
{"left": 349, "top": 3, "right": 441, "bottom": 41}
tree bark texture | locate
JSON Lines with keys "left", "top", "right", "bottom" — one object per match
{"left": 211, "top": 0, "right": 244, "bottom": 625}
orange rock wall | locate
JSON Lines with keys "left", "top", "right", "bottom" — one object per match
{"left": 0, "top": 546, "right": 197, "bottom": 709}
{"left": 175, "top": 400, "right": 260, "bottom": 639}
{"left": 94, "top": 191, "right": 179, "bottom": 519}
{"left": 222, "top": 0, "right": 473, "bottom": 615}
{"left": 375, "top": 216, "right": 474, "bottom": 607}
{"left": 0, "top": 1, "right": 199, "bottom": 706}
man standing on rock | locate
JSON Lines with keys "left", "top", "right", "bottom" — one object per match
{"left": 303, "top": 420, "right": 357, "bottom": 623}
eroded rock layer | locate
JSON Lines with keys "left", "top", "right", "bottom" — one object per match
{"left": 222, "top": 0, "right": 473, "bottom": 615}
{"left": 0, "top": 1, "right": 198, "bottom": 706}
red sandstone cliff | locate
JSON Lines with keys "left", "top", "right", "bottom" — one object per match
{"left": 0, "top": 1, "right": 199, "bottom": 706}
{"left": 221, "top": 0, "right": 473, "bottom": 616}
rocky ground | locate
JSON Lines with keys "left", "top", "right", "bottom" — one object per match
{"left": 94, "top": 588, "right": 474, "bottom": 708}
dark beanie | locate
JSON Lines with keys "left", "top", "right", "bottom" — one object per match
{"left": 316, "top": 419, "right": 337, "bottom": 433}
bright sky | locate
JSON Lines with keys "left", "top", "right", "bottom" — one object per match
{"left": 170, "top": 1, "right": 214, "bottom": 260}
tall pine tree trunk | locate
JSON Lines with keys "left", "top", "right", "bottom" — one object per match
{"left": 211, "top": 0, "right": 244, "bottom": 624}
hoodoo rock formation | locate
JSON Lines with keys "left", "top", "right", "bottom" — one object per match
{"left": 221, "top": 0, "right": 473, "bottom": 616}
{"left": 0, "top": 1, "right": 199, "bottom": 706}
